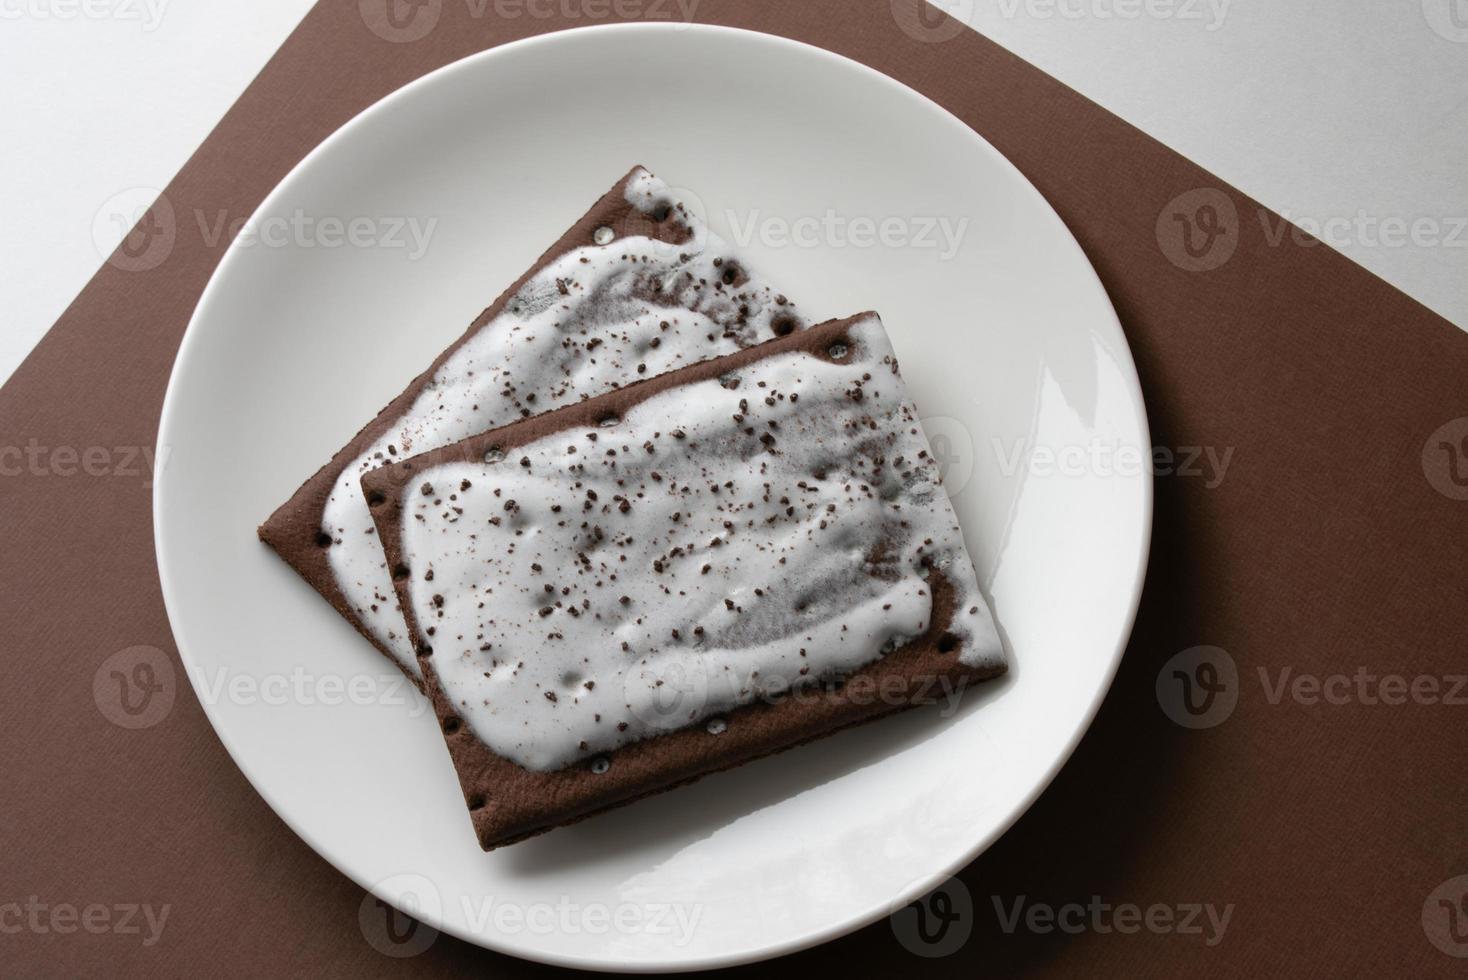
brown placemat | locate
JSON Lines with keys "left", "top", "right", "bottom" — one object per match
{"left": 3, "top": 1, "right": 1465, "bottom": 975}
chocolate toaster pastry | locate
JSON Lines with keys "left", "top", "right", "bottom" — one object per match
{"left": 259, "top": 167, "right": 811, "bottom": 681}
{"left": 362, "top": 313, "right": 1007, "bottom": 848}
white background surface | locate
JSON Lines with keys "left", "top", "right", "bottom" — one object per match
{"left": 2, "top": 0, "right": 1466, "bottom": 387}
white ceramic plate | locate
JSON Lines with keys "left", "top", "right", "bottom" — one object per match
{"left": 155, "top": 23, "right": 1150, "bottom": 972}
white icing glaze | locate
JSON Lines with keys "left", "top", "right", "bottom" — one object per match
{"left": 321, "top": 170, "right": 806, "bottom": 674}
{"left": 398, "top": 314, "right": 1004, "bottom": 771}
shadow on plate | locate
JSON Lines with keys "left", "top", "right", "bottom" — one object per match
{"left": 497, "top": 657, "right": 1016, "bottom": 877}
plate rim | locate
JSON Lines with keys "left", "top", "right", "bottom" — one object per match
{"left": 154, "top": 21, "right": 1153, "bottom": 972}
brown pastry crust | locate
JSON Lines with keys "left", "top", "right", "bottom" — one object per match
{"left": 363, "top": 315, "right": 1007, "bottom": 850}
{"left": 257, "top": 167, "right": 802, "bottom": 684}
